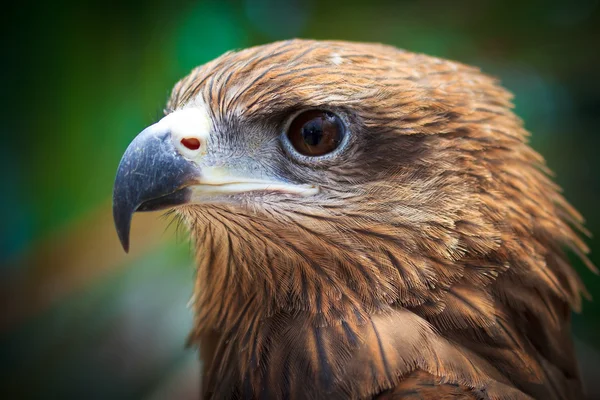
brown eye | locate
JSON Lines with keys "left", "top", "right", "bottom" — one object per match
{"left": 286, "top": 110, "right": 345, "bottom": 157}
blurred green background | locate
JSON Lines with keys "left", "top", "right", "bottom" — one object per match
{"left": 1, "top": 0, "right": 599, "bottom": 398}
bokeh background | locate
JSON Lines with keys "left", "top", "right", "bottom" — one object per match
{"left": 1, "top": 0, "right": 599, "bottom": 398}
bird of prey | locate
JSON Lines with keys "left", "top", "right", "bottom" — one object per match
{"left": 112, "top": 40, "right": 595, "bottom": 399}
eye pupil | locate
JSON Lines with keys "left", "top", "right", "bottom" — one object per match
{"left": 302, "top": 121, "right": 324, "bottom": 146}
{"left": 286, "top": 110, "right": 344, "bottom": 157}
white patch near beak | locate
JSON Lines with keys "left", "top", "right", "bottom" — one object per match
{"left": 156, "top": 106, "right": 212, "bottom": 160}
{"left": 151, "top": 104, "right": 319, "bottom": 199}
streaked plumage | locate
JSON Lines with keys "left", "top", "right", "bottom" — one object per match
{"left": 113, "top": 39, "right": 595, "bottom": 399}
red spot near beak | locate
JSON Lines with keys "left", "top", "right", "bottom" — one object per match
{"left": 181, "top": 137, "right": 201, "bottom": 150}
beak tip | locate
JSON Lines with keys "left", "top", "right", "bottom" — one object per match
{"left": 113, "top": 196, "right": 133, "bottom": 254}
{"left": 115, "top": 222, "right": 131, "bottom": 254}
{"left": 118, "top": 231, "right": 130, "bottom": 253}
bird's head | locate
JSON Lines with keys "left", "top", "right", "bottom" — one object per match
{"left": 113, "top": 40, "right": 590, "bottom": 334}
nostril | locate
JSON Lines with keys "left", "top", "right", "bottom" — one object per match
{"left": 181, "top": 137, "right": 201, "bottom": 151}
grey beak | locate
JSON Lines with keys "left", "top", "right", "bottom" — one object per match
{"left": 112, "top": 125, "right": 200, "bottom": 252}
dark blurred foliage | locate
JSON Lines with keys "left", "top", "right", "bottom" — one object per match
{"left": 1, "top": 0, "right": 599, "bottom": 398}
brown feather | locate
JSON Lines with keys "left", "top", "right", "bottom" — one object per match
{"left": 163, "top": 40, "right": 593, "bottom": 399}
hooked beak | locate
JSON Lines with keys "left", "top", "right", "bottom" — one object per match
{"left": 113, "top": 108, "right": 317, "bottom": 252}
